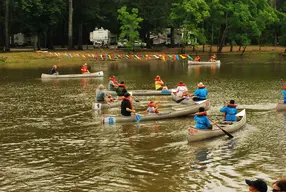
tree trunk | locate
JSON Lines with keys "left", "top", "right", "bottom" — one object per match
{"left": 209, "top": 24, "right": 214, "bottom": 53}
{"left": 33, "top": 34, "right": 38, "bottom": 50}
{"left": 218, "top": 24, "right": 227, "bottom": 53}
{"left": 192, "top": 45, "right": 195, "bottom": 52}
{"left": 238, "top": 45, "right": 242, "bottom": 51}
{"left": 146, "top": 30, "right": 151, "bottom": 48}
{"left": 170, "top": 27, "right": 175, "bottom": 48}
{"left": 241, "top": 46, "right": 247, "bottom": 55}
{"left": 202, "top": 44, "right": 205, "bottom": 52}
{"left": 48, "top": 28, "right": 54, "bottom": 50}
{"left": 230, "top": 43, "right": 233, "bottom": 52}
{"left": 4, "top": 0, "right": 10, "bottom": 51}
{"left": 68, "top": 0, "right": 73, "bottom": 50}
{"left": 77, "top": 21, "right": 83, "bottom": 50}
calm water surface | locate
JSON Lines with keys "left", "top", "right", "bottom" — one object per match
{"left": 0, "top": 54, "right": 286, "bottom": 192}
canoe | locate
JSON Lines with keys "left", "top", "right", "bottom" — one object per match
{"left": 188, "top": 60, "right": 221, "bottom": 65}
{"left": 187, "top": 109, "right": 246, "bottom": 142}
{"left": 92, "top": 100, "right": 121, "bottom": 110}
{"left": 171, "top": 92, "right": 198, "bottom": 105}
{"left": 102, "top": 100, "right": 210, "bottom": 124}
{"left": 276, "top": 102, "right": 286, "bottom": 111}
{"left": 41, "top": 71, "right": 104, "bottom": 79}
{"left": 105, "top": 89, "right": 173, "bottom": 96}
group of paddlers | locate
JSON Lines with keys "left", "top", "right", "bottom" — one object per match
{"left": 194, "top": 54, "right": 217, "bottom": 62}
{"left": 95, "top": 74, "right": 239, "bottom": 130}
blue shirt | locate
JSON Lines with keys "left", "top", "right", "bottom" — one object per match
{"left": 220, "top": 105, "right": 237, "bottom": 122}
{"left": 194, "top": 115, "right": 211, "bottom": 130}
{"left": 193, "top": 87, "right": 208, "bottom": 100}
{"left": 50, "top": 68, "right": 57, "bottom": 75}
{"left": 282, "top": 90, "right": 286, "bottom": 103}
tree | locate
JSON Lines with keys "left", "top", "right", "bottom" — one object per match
{"left": 117, "top": 6, "right": 143, "bottom": 50}
{"left": 170, "top": 0, "right": 209, "bottom": 52}
{"left": 68, "top": 0, "right": 73, "bottom": 49}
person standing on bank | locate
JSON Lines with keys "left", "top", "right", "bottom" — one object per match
{"left": 121, "top": 93, "right": 135, "bottom": 116}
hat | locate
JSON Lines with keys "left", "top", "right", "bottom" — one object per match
{"left": 245, "top": 179, "right": 268, "bottom": 192}
{"left": 98, "top": 84, "right": 105, "bottom": 90}
{"left": 84, "top": 63, "right": 87, "bottom": 66}
{"left": 124, "top": 92, "right": 130, "bottom": 97}
{"left": 53, "top": 65, "right": 57, "bottom": 68}
{"left": 197, "top": 82, "right": 205, "bottom": 87}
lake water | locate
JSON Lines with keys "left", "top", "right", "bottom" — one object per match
{"left": 0, "top": 53, "right": 286, "bottom": 191}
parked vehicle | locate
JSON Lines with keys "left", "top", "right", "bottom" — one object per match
{"left": 117, "top": 39, "right": 146, "bottom": 48}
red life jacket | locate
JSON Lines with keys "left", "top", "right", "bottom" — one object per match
{"left": 123, "top": 97, "right": 133, "bottom": 109}
{"left": 198, "top": 86, "right": 206, "bottom": 89}
{"left": 81, "top": 66, "right": 88, "bottom": 73}
{"left": 195, "top": 111, "right": 207, "bottom": 116}
{"left": 109, "top": 77, "right": 118, "bottom": 85}
{"left": 177, "top": 83, "right": 186, "bottom": 86}
{"left": 227, "top": 104, "right": 237, "bottom": 107}
{"left": 118, "top": 84, "right": 126, "bottom": 88}
{"left": 148, "top": 103, "right": 156, "bottom": 107}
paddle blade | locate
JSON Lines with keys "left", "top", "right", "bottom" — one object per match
{"left": 135, "top": 113, "right": 142, "bottom": 122}
{"left": 176, "top": 98, "right": 185, "bottom": 103}
{"left": 220, "top": 128, "right": 234, "bottom": 138}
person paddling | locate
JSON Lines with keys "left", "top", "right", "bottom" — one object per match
{"left": 96, "top": 84, "right": 111, "bottom": 105}
{"left": 154, "top": 75, "right": 165, "bottom": 90}
{"left": 116, "top": 81, "right": 128, "bottom": 96}
{"left": 121, "top": 93, "right": 136, "bottom": 116}
{"left": 192, "top": 107, "right": 213, "bottom": 130}
{"left": 220, "top": 100, "right": 237, "bottom": 122}
{"left": 146, "top": 100, "right": 159, "bottom": 115}
{"left": 192, "top": 82, "right": 208, "bottom": 101}
{"left": 108, "top": 75, "right": 118, "bottom": 91}
{"left": 175, "top": 81, "right": 188, "bottom": 97}
{"left": 194, "top": 55, "right": 200, "bottom": 62}
{"left": 50, "top": 65, "right": 58, "bottom": 75}
{"left": 81, "top": 63, "right": 90, "bottom": 74}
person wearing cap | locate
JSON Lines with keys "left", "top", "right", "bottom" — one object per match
{"left": 272, "top": 179, "right": 286, "bottom": 192}
{"left": 192, "top": 82, "right": 208, "bottom": 101}
{"left": 50, "top": 65, "right": 58, "bottom": 75}
{"left": 175, "top": 81, "right": 188, "bottom": 97}
{"left": 154, "top": 75, "right": 165, "bottom": 90}
{"left": 192, "top": 107, "right": 213, "bottom": 130}
{"left": 81, "top": 63, "right": 90, "bottom": 74}
{"left": 108, "top": 76, "right": 119, "bottom": 91}
{"left": 220, "top": 99, "right": 237, "bottom": 122}
{"left": 121, "top": 93, "right": 135, "bottom": 116}
{"left": 245, "top": 179, "right": 268, "bottom": 192}
{"left": 96, "top": 84, "right": 111, "bottom": 104}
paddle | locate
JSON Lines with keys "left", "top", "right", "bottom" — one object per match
{"left": 208, "top": 118, "right": 234, "bottom": 139}
{"left": 176, "top": 97, "right": 186, "bottom": 103}
{"left": 129, "top": 92, "right": 140, "bottom": 102}
{"left": 135, "top": 113, "right": 142, "bottom": 122}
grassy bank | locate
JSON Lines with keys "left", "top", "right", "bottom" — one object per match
{"left": 0, "top": 45, "right": 285, "bottom": 65}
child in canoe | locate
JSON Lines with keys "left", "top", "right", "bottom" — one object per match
{"left": 146, "top": 101, "right": 159, "bottom": 115}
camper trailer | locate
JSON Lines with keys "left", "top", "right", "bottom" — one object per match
{"left": 90, "top": 27, "right": 116, "bottom": 48}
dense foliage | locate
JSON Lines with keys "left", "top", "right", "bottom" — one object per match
{"left": 0, "top": 0, "right": 285, "bottom": 51}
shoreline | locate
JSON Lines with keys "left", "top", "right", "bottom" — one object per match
{"left": 0, "top": 45, "right": 285, "bottom": 65}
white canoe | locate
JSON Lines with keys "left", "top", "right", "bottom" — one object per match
{"left": 41, "top": 71, "right": 104, "bottom": 79}
{"left": 188, "top": 60, "right": 221, "bottom": 65}
{"left": 187, "top": 109, "right": 246, "bottom": 142}
{"left": 105, "top": 89, "right": 173, "bottom": 96}
{"left": 102, "top": 100, "right": 210, "bottom": 124}
{"left": 171, "top": 92, "right": 198, "bottom": 105}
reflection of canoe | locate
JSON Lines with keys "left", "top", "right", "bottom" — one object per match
{"left": 276, "top": 102, "right": 286, "bottom": 111}
{"left": 171, "top": 92, "right": 197, "bottom": 105}
{"left": 187, "top": 109, "right": 246, "bottom": 142}
{"left": 188, "top": 60, "right": 221, "bottom": 65}
{"left": 41, "top": 71, "right": 104, "bottom": 79}
{"left": 92, "top": 100, "right": 121, "bottom": 110}
{"left": 106, "top": 89, "right": 173, "bottom": 96}
{"left": 102, "top": 100, "right": 210, "bottom": 124}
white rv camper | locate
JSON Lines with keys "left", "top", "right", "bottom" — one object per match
{"left": 90, "top": 27, "right": 112, "bottom": 48}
